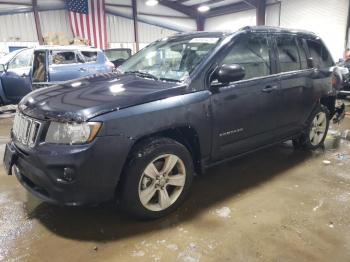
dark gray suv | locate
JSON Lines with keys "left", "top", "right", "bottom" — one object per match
{"left": 3, "top": 26, "right": 344, "bottom": 219}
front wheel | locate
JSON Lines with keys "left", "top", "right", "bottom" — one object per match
{"left": 293, "top": 105, "right": 330, "bottom": 150}
{"left": 119, "top": 137, "right": 194, "bottom": 219}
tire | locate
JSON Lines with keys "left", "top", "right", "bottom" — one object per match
{"left": 119, "top": 137, "right": 194, "bottom": 219}
{"left": 293, "top": 104, "right": 330, "bottom": 150}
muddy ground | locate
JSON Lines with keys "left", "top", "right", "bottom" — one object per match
{"left": 0, "top": 105, "right": 350, "bottom": 262}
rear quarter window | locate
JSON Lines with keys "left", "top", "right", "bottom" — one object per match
{"left": 81, "top": 51, "right": 98, "bottom": 62}
{"left": 306, "top": 39, "right": 333, "bottom": 68}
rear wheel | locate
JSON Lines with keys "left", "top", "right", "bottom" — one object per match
{"left": 293, "top": 105, "right": 330, "bottom": 150}
{"left": 119, "top": 137, "right": 194, "bottom": 219}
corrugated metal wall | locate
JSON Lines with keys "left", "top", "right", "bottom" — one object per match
{"left": 205, "top": 4, "right": 280, "bottom": 31}
{"left": 205, "top": 9, "right": 256, "bottom": 32}
{"left": 0, "top": 10, "right": 179, "bottom": 53}
{"left": 106, "top": 14, "right": 178, "bottom": 53}
{"left": 138, "top": 21, "right": 178, "bottom": 43}
{"left": 39, "top": 10, "right": 72, "bottom": 38}
{"left": 279, "top": 0, "right": 349, "bottom": 60}
{"left": 106, "top": 14, "right": 135, "bottom": 43}
{"left": 205, "top": 0, "right": 349, "bottom": 60}
{"left": 0, "top": 12, "right": 37, "bottom": 42}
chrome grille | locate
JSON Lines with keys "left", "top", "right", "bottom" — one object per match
{"left": 13, "top": 113, "right": 42, "bottom": 147}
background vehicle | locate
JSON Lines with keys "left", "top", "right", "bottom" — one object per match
{"left": 336, "top": 59, "right": 350, "bottom": 98}
{"left": 4, "top": 27, "right": 344, "bottom": 219}
{"left": 104, "top": 48, "right": 132, "bottom": 68}
{"left": 0, "top": 46, "right": 114, "bottom": 105}
{"left": 0, "top": 48, "right": 33, "bottom": 105}
{"left": 32, "top": 46, "right": 114, "bottom": 89}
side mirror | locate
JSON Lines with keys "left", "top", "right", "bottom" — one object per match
{"left": 307, "top": 57, "right": 314, "bottom": 68}
{"left": 215, "top": 64, "right": 245, "bottom": 84}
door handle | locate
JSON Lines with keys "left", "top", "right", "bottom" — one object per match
{"left": 21, "top": 73, "right": 28, "bottom": 78}
{"left": 262, "top": 85, "right": 278, "bottom": 93}
{"left": 79, "top": 68, "right": 88, "bottom": 72}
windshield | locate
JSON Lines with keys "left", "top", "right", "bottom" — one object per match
{"left": 0, "top": 50, "right": 21, "bottom": 65}
{"left": 119, "top": 36, "right": 221, "bottom": 82}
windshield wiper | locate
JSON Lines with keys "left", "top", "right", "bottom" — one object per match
{"left": 159, "top": 77, "right": 180, "bottom": 83}
{"left": 125, "top": 71, "right": 159, "bottom": 81}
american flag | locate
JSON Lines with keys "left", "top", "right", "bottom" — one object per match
{"left": 66, "top": 0, "right": 107, "bottom": 49}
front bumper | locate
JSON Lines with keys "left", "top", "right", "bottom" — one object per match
{"left": 3, "top": 135, "right": 132, "bottom": 206}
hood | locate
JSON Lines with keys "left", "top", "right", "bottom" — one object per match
{"left": 19, "top": 73, "right": 187, "bottom": 122}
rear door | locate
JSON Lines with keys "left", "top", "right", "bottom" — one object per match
{"left": 79, "top": 50, "right": 105, "bottom": 74}
{"left": 210, "top": 32, "right": 282, "bottom": 159}
{"left": 49, "top": 50, "right": 87, "bottom": 82}
{"left": 273, "top": 33, "right": 313, "bottom": 136}
{"left": 1, "top": 48, "right": 33, "bottom": 102}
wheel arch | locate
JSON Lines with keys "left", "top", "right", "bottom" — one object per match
{"left": 124, "top": 125, "right": 202, "bottom": 176}
{"left": 320, "top": 95, "right": 336, "bottom": 118}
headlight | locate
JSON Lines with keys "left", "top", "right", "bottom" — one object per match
{"left": 45, "top": 122, "right": 102, "bottom": 145}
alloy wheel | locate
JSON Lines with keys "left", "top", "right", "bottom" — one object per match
{"left": 309, "top": 112, "right": 327, "bottom": 146}
{"left": 138, "top": 154, "right": 186, "bottom": 211}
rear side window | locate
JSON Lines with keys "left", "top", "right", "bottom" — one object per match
{"left": 276, "top": 35, "right": 300, "bottom": 72}
{"left": 81, "top": 51, "right": 97, "bottom": 62}
{"left": 221, "top": 34, "right": 270, "bottom": 80}
{"left": 306, "top": 39, "right": 333, "bottom": 68}
{"left": 51, "top": 51, "right": 77, "bottom": 65}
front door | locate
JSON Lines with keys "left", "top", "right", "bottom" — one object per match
{"left": 210, "top": 33, "right": 281, "bottom": 160}
{"left": 1, "top": 49, "right": 32, "bottom": 103}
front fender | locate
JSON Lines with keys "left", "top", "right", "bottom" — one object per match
{"left": 92, "top": 91, "right": 213, "bottom": 159}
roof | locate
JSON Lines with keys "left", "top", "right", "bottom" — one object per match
{"left": 161, "top": 26, "right": 317, "bottom": 42}
{"left": 33, "top": 45, "right": 101, "bottom": 51}
{"left": 240, "top": 26, "right": 316, "bottom": 36}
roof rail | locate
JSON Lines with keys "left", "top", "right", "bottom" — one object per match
{"left": 239, "top": 26, "right": 252, "bottom": 31}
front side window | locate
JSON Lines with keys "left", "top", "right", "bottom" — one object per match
{"left": 276, "top": 35, "right": 301, "bottom": 72}
{"left": 8, "top": 49, "right": 33, "bottom": 70}
{"left": 221, "top": 34, "right": 270, "bottom": 80}
{"left": 51, "top": 51, "right": 77, "bottom": 65}
{"left": 119, "top": 36, "right": 221, "bottom": 82}
{"left": 307, "top": 39, "right": 333, "bottom": 68}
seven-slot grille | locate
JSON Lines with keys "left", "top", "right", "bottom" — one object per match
{"left": 13, "top": 113, "right": 42, "bottom": 147}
